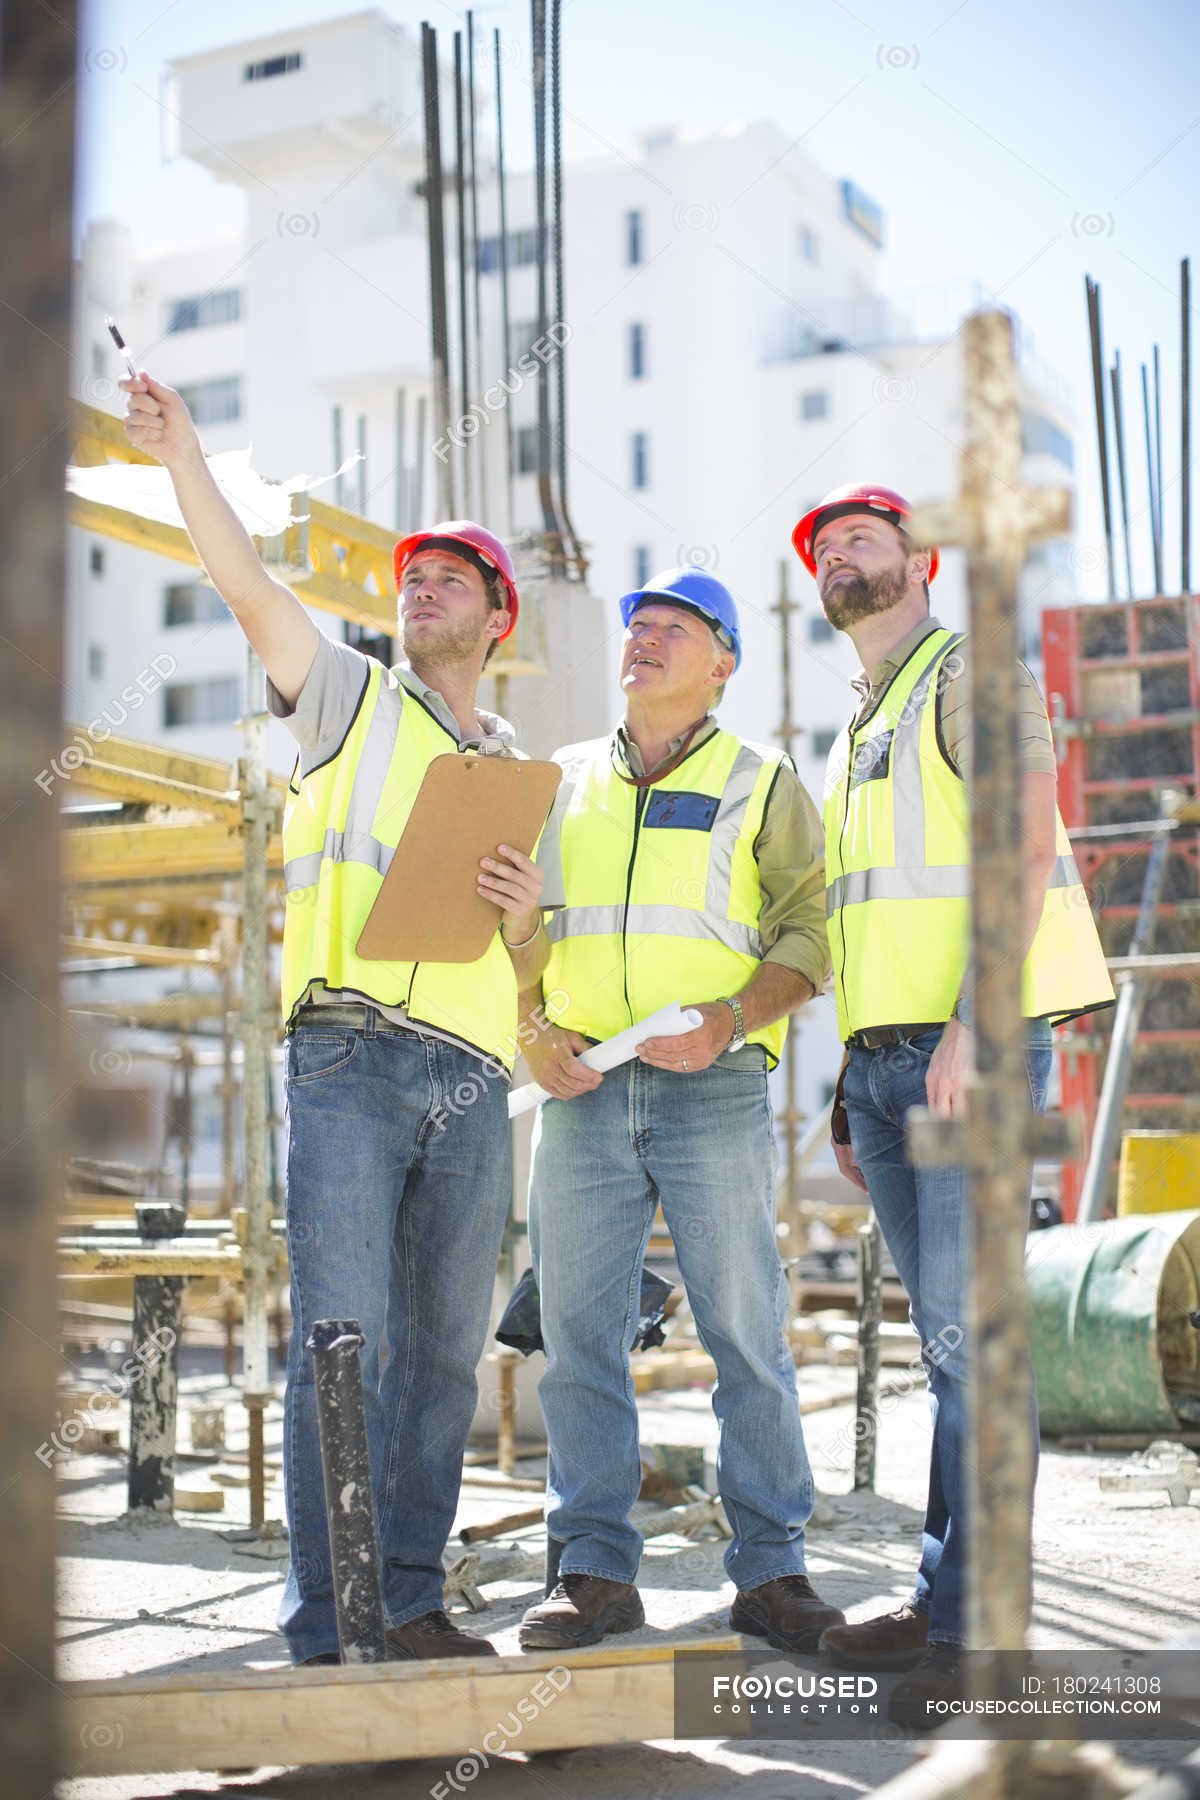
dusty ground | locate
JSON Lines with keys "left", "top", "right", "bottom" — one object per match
{"left": 54, "top": 1351, "right": 1199, "bottom": 1800}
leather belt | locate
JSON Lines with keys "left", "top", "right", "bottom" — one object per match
{"left": 290, "top": 1002, "right": 411, "bottom": 1036}
{"left": 846, "top": 1022, "right": 944, "bottom": 1050}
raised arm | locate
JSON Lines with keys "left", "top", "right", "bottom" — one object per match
{"left": 120, "top": 371, "right": 319, "bottom": 706}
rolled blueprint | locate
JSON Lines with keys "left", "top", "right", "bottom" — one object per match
{"left": 507, "top": 1001, "right": 704, "bottom": 1118}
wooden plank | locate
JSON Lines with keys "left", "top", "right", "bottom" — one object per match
{"left": 66, "top": 820, "right": 283, "bottom": 885}
{"left": 62, "top": 937, "right": 220, "bottom": 968}
{"left": 58, "top": 1243, "right": 248, "bottom": 1277}
{"left": 64, "top": 1638, "right": 747, "bottom": 1775}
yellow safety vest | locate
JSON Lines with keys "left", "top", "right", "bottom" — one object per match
{"left": 823, "top": 627, "right": 1114, "bottom": 1040}
{"left": 542, "top": 728, "right": 790, "bottom": 1066}
{"left": 281, "top": 662, "right": 518, "bottom": 1070}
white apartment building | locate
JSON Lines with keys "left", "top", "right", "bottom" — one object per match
{"left": 70, "top": 8, "right": 1080, "bottom": 1131}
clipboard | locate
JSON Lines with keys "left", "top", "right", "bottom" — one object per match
{"left": 355, "top": 754, "right": 562, "bottom": 964}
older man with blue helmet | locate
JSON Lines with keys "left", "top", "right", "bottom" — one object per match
{"left": 515, "top": 566, "right": 843, "bottom": 1654}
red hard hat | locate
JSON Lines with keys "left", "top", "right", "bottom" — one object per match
{"left": 393, "top": 521, "right": 519, "bottom": 639}
{"left": 791, "top": 484, "right": 940, "bottom": 582}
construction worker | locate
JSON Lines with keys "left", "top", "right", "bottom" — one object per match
{"left": 121, "top": 372, "right": 548, "bottom": 1665}
{"left": 791, "top": 484, "right": 1113, "bottom": 1720}
{"left": 515, "top": 566, "right": 846, "bottom": 1655}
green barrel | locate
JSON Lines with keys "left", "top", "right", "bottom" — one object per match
{"left": 1028, "top": 1210, "right": 1200, "bottom": 1435}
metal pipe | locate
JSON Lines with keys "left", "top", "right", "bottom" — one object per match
{"left": 1110, "top": 351, "right": 1134, "bottom": 599}
{"left": 1154, "top": 343, "right": 1164, "bottom": 593}
{"left": 530, "top": 0, "right": 560, "bottom": 551}
{"left": 239, "top": 647, "right": 273, "bottom": 1529}
{"left": 332, "top": 404, "right": 344, "bottom": 508}
{"left": 127, "top": 1202, "right": 185, "bottom": 1513}
{"left": 852, "top": 1217, "right": 882, "bottom": 1492}
{"left": 1086, "top": 276, "right": 1117, "bottom": 600}
{"left": 412, "top": 391, "right": 427, "bottom": 527}
{"left": 1143, "top": 363, "right": 1162, "bottom": 597}
{"left": 453, "top": 30, "right": 472, "bottom": 515}
{"left": 1077, "top": 830, "right": 1171, "bottom": 1224}
{"left": 307, "top": 1319, "right": 389, "bottom": 1663}
{"left": 494, "top": 29, "right": 515, "bottom": 536}
{"left": 1182, "top": 258, "right": 1192, "bottom": 594}
{"left": 549, "top": 0, "right": 584, "bottom": 574}
{"left": 356, "top": 413, "right": 367, "bottom": 517}
{"left": 394, "top": 386, "right": 407, "bottom": 531}
{"left": 466, "top": 11, "right": 488, "bottom": 523}
{"left": 421, "top": 23, "right": 454, "bottom": 517}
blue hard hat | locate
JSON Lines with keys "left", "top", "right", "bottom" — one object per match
{"left": 618, "top": 566, "right": 742, "bottom": 671}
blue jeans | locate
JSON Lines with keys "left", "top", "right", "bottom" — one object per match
{"left": 277, "top": 1021, "right": 511, "bottom": 1662}
{"left": 842, "top": 1019, "right": 1053, "bottom": 1645}
{"left": 529, "top": 1057, "right": 814, "bottom": 1592}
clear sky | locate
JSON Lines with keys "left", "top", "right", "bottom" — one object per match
{"left": 77, "top": 0, "right": 1200, "bottom": 599}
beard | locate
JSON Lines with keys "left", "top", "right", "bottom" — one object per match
{"left": 401, "top": 611, "right": 488, "bottom": 670}
{"left": 820, "top": 561, "right": 910, "bottom": 629}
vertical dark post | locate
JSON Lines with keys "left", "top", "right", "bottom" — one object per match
{"left": 1110, "top": 351, "right": 1134, "bottom": 600}
{"left": 0, "top": 4, "right": 75, "bottom": 1787}
{"left": 453, "top": 30, "right": 472, "bottom": 516}
{"left": 466, "top": 11, "right": 488, "bottom": 523}
{"left": 1086, "top": 276, "right": 1117, "bottom": 600}
{"left": 771, "top": 563, "right": 801, "bottom": 1221}
{"left": 1142, "top": 364, "right": 1162, "bottom": 598}
{"left": 853, "top": 1219, "right": 882, "bottom": 1492}
{"left": 1182, "top": 258, "right": 1192, "bottom": 596}
{"left": 127, "top": 1203, "right": 186, "bottom": 1512}
{"left": 394, "top": 386, "right": 408, "bottom": 531}
{"left": 1153, "top": 344, "right": 1164, "bottom": 593}
{"left": 530, "top": 0, "right": 561, "bottom": 551}
{"left": 549, "top": 0, "right": 580, "bottom": 571}
{"left": 308, "top": 1320, "right": 388, "bottom": 1663}
{"left": 421, "top": 22, "right": 455, "bottom": 517}
{"left": 494, "top": 29, "right": 516, "bottom": 535}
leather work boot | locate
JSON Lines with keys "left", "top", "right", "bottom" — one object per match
{"left": 297, "top": 1651, "right": 341, "bottom": 1667}
{"left": 886, "top": 1642, "right": 965, "bottom": 1729}
{"left": 518, "top": 1574, "right": 645, "bottom": 1650}
{"left": 386, "top": 1610, "right": 498, "bottom": 1659}
{"left": 818, "top": 1601, "right": 930, "bottom": 1671}
{"left": 729, "top": 1574, "right": 846, "bottom": 1654}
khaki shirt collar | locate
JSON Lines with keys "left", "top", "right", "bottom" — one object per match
{"left": 615, "top": 713, "right": 718, "bottom": 778}
{"left": 850, "top": 616, "right": 945, "bottom": 710}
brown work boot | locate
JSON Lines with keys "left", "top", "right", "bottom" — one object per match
{"left": 886, "top": 1642, "right": 965, "bottom": 1729}
{"left": 819, "top": 1601, "right": 929, "bottom": 1671}
{"left": 729, "top": 1574, "right": 846, "bottom": 1654}
{"left": 518, "top": 1574, "right": 645, "bottom": 1650}
{"left": 386, "top": 1610, "right": 497, "bottom": 1659}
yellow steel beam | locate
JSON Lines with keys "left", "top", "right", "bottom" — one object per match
{"left": 61, "top": 937, "right": 220, "bottom": 969}
{"left": 64, "top": 727, "right": 287, "bottom": 820}
{"left": 66, "top": 820, "right": 283, "bottom": 886}
{"left": 67, "top": 995, "right": 230, "bottom": 1025}
{"left": 68, "top": 401, "right": 547, "bottom": 672}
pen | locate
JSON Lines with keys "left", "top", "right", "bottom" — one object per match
{"left": 105, "top": 315, "right": 139, "bottom": 382}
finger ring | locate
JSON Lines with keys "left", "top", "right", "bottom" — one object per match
{"left": 682, "top": 1058, "right": 688, "bottom": 1070}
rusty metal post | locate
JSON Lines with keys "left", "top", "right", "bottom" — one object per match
{"left": 0, "top": 4, "right": 75, "bottom": 1785}
{"left": 853, "top": 1218, "right": 882, "bottom": 1491}
{"left": 495, "top": 1350, "right": 518, "bottom": 1476}
{"left": 127, "top": 1203, "right": 186, "bottom": 1513}
{"left": 308, "top": 1320, "right": 388, "bottom": 1663}
{"left": 907, "top": 309, "right": 1080, "bottom": 1797}
{"left": 771, "top": 562, "right": 802, "bottom": 1227}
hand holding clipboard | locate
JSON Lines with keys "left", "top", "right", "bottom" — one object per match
{"left": 356, "top": 754, "right": 561, "bottom": 964}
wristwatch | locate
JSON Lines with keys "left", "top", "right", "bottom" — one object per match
{"left": 720, "top": 995, "right": 747, "bottom": 1053}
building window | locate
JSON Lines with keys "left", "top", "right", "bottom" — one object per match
{"left": 166, "top": 288, "right": 243, "bottom": 334}
{"left": 800, "top": 389, "right": 829, "bottom": 422}
{"left": 812, "top": 727, "right": 839, "bottom": 757}
{"left": 91, "top": 343, "right": 106, "bottom": 378}
{"left": 515, "top": 425, "right": 540, "bottom": 476}
{"left": 89, "top": 544, "right": 105, "bottom": 576}
{"left": 176, "top": 375, "right": 242, "bottom": 426}
{"left": 244, "top": 52, "right": 302, "bottom": 80}
{"left": 808, "top": 614, "right": 834, "bottom": 643}
{"left": 631, "top": 431, "right": 649, "bottom": 490}
{"left": 633, "top": 545, "right": 651, "bottom": 587}
{"left": 162, "top": 676, "right": 241, "bottom": 729}
{"left": 628, "top": 321, "right": 645, "bottom": 380}
{"left": 87, "top": 642, "right": 105, "bottom": 680}
{"left": 1021, "top": 411, "right": 1075, "bottom": 470}
{"left": 163, "top": 582, "right": 229, "bottom": 628}
{"left": 799, "top": 226, "right": 819, "bottom": 262}
{"left": 626, "top": 209, "right": 644, "bottom": 267}
{"left": 478, "top": 228, "right": 541, "bottom": 274}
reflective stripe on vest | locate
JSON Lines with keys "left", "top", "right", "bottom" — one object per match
{"left": 822, "top": 629, "right": 1115, "bottom": 1037}
{"left": 543, "top": 730, "right": 787, "bottom": 1063}
{"left": 281, "top": 664, "right": 519, "bottom": 1068}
